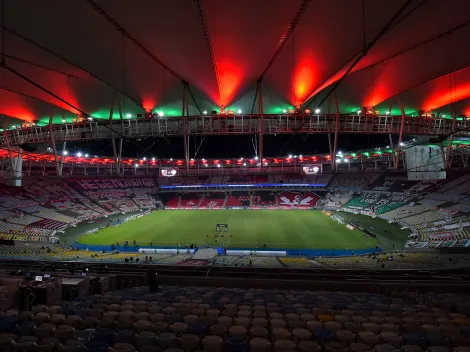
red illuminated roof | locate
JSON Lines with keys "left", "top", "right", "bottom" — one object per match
{"left": 1, "top": 0, "right": 470, "bottom": 127}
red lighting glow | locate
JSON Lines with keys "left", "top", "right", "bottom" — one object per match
{"left": 293, "top": 53, "right": 316, "bottom": 107}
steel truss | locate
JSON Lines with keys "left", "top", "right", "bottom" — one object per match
{"left": 2, "top": 114, "right": 470, "bottom": 147}
{"left": 2, "top": 146, "right": 470, "bottom": 178}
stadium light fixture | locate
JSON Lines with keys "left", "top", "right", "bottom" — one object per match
{"left": 237, "top": 109, "right": 242, "bottom": 114}
{"left": 76, "top": 152, "right": 82, "bottom": 157}
{"left": 203, "top": 110, "right": 207, "bottom": 115}
{"left": 126, "top": 113, "right": 132, "bottom": 118}
{"left": 314, "top": 108, "right": 320, "bottom": 114}
{"left": 158, "top": 111, "right": 164, "bottom": 117}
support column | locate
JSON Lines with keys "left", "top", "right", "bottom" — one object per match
{"left": 395, "top": 95, "right": 406, "bottom": 170}
{"left": 182, "top": 84, "right": 190, "bottom": 174}
{"left": 3, "top": 117, "right": 23, "bottom": 186}
{"left": 58, "top": 142, "right": 67, "bottom": 176}
{"left": 332, "top": 93, "right": 340, "bottom": 172}
{"left": 109, "top": 92, "right": 123, "bottom": 176}
{"left": 257, "top": 80, "right": 264, "bottom": 171}
{"left": 445, "top": 106, "right": 457, "bottom": 169}
{"left": 389, "top": 134, "right": 397, "bottom": 169}
{"left": 48, "top": 114, "right": 61, "bottom": 176}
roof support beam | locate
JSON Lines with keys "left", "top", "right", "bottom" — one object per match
{"left": 301, "top": 0, "right": 413, "bottom": 110}
{"left": 257, "top": 0, "right": 312, "bottom": 82}
{"left": 1, "top": 25, "right": 145, "bottom": 111}
{"left": 82, "top": 0, "right": 182, "bottom": 81}
{"left": 193, "top": 0, "right": 221, "bottom": 106}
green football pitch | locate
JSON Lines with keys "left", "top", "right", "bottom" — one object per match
{"left": 77, "top": 210, "right": 409, "bottom": 250}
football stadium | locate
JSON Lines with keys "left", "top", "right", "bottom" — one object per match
{"left": 1, "top": 1, "right": 470, "bottom": 351}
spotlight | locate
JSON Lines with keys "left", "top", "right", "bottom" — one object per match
{"left": 217, "top": 164, "right": 221, "bottom": 168}
{"left": 63, "top": 151, "right": 68, "bottom": 155}
{"left": 85, "top": 154, "right": 89, "bottom": 158}
{"left": 299, "top": 154, "right": 303, "bottom": 158}
{"left": 243, "top": 162, "right": 246, "bottom": 166}
{"left": 76, "top": 152, "right": 82, "bottom": 157}
{"left": 126, "top": 113, "right": 132, "bottom": 118}
{"left": 143, "top": 157, "right": 147, "bottom": 161}
{"left": 158, "top": 112, "right": 164, "bottom": 117}
{"left": 203, "top": 110, "right": 207, "bottom": 115}
{"left": 315, "top": 108, "right": 320, "bottom": 114}
{"left": 254, "top": 156, "right": 259, "bottom": 160}
{"left": 288, "top": 154, "right": 293, "bottom": 159}
{"left": 152, "top": 157, "right": 156, "bottom": 161}
{"left": 237, "top": 109, "right": 242, "bottom": 114}
{"left": 282, "top": 109, "right": 287, "bottom": 114}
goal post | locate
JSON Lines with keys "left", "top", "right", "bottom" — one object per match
{"left": 216, "top": 224, "right": 228, "bottom": 232}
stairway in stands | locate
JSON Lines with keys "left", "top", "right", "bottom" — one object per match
{"left": 222, "top": 193, "right": 229, "bottom": 207}
{"left": 192, "top": 248, "right": 218, "bottom": 260}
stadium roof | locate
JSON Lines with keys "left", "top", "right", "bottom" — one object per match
{"left": 1, "top": 0, "right": 470, "bottom": 127}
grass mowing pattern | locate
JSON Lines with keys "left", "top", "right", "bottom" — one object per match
{"left": 78, "top": 209, "right": 384, "bottom": 250}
